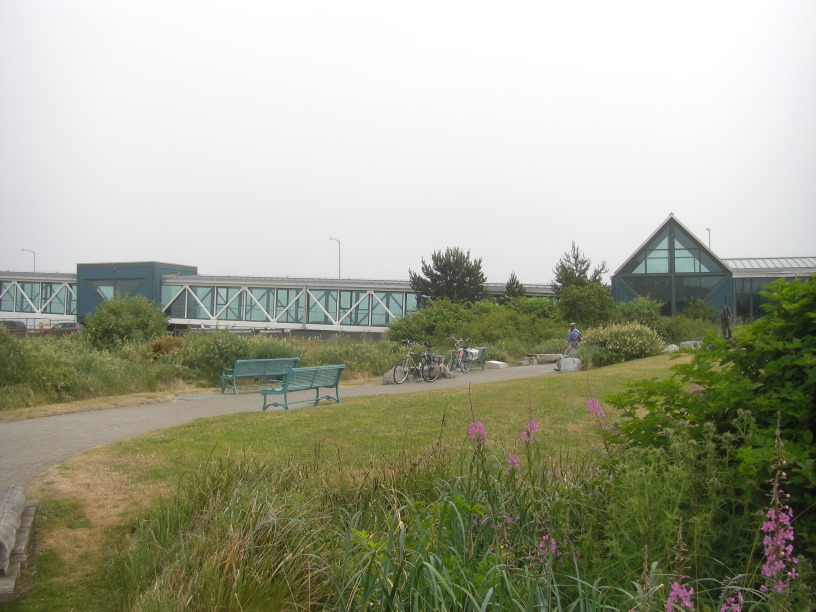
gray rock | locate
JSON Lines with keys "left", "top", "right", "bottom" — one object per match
{"left": 555, "top": 357, "right": 582, "bottom": 372}
{"left": 485, "top": 361, "right": 508, "bottom": 369}
{"left": 679, "top": 341, "right": 703, "bottom": 349}
{"left": 664, "top": 344, "right": 679, "bottom": 353}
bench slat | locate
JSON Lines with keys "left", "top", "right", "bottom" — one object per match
{"left": 220, "top": 358, "right": 300, "bottom": 394}
{"left": 261, "top": 365, "right": 346, "bottom": 411}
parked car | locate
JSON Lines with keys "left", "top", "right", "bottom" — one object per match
{"left": 1, "top": 320, "right": 26, "bottom": 331}
{"left": 51, "top": 322, "right": 85, "bottom": 331}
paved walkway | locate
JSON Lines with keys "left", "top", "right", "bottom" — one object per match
{"left": 0, "top": 364, "right": 559, "bottom": 494}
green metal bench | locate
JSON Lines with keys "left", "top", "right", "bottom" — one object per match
{"left": 220, "top": 358, "right": 300, "bottom": 394}
{"left": 261, "top": 365, "right": 346, "bottom": 411}
{"left": 469, "top": 347, "right": 488, "bottom": 370}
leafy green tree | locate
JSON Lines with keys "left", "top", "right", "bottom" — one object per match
{"left": 84, "top": 294, "right": 169, "bottom": 350}
{"left": 615, "top": 296, "right": 667, "bottom": 337}
{"left": 558, "top": 283, "right": 614, "bottom": 327}
{"left": 679, "top": 297, "right": 718, "bottom": 322}
{"left": 409, "top": 247, "right": 487, "bottom": 305}
{"left": 608, "top": 275, "right": 816, "bottom": 554}
{"left": 504, "top": 271, "right": 526, "bottom": 301}
{"left": 551, "top": 242, "right": 608, "bottom": 297}
{"left": 385, "top": 299, "right": 473, "bottom": 346}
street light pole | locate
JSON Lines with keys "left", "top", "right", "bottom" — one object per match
{"left": 329, "top": 237, "right": 341, "bottom": 279}
{"left": 21, "top": 248, "right": 36, "bottom": 272}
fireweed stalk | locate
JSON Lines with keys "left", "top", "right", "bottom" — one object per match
{"left": 666, "top": 517, "right": 694, "bottom": 611}
{"left": 759, "top": 414, "right": 799, "bottom": 596}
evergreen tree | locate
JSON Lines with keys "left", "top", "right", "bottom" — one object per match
{"left": 409, "top": 247, "right": 487, "bottom": 305}
{"left": 551, "top": 241, "right": 608, "bottom": 297}
{"left": 504, "top": 271, "right": 526, "bottom": 301}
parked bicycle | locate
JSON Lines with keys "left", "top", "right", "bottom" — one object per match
{"left": 393, "top": 340, "right": 442, "bottom": 383}
{"left": 448, "top": 337, "right": 473, "bottom": 373}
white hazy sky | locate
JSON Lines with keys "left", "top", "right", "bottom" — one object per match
{"left": 2, "top": 1, "right": 814, "bottom": 284}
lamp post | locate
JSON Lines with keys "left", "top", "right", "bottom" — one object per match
{"left": 329, "top": 237, "right": 341, "bottom": 279}
{"left": 21, "top": 248, "right": 36, "bottom": 272}
{"left": 705, "top": 227, "right": 711, "bottom": 249}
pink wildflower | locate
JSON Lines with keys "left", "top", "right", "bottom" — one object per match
{"left": 506, "top": 454, "right": 520, "bottom": 473}
{"left": 467, "top": 421, "right": 487, "bottom": 443}
{"left": 519, "top": 420, "right": 539, "bottom": 442}
{"left": 688, "top": 386, "right": 704, "bottom": 395}
{"left": 719, "top": 590, "right": 744, "bottom": 612}
{"left": 587, "top": 397, "right": 609, "bottom": 430}
{"left": 666, "top": 581, "right": 694, "bottom": 611}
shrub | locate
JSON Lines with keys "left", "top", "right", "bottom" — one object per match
{"left": 509, "top": 296, "right": 559, "bottom": 319}
{"left": 181, "top": 331, "right": 250, "bottom": 382}
{"left": 583, "top": 322, "right": 665, "bottom": 367}
{"left": 148, "top": 336, "right": 184, "bottom": 358}
{"left": 608, "top": 275, "right": 816, "bottom": 555}
{"left": 0, "top": 327, "right": 22, "bottom": 386}
{"left": 84, "top": 295, "right": 169, "bottom": 350}
{"left": 385, "top": 299, "right": 474, "bottom": 345}
{"left": 679, "top": 297, "right": 718, "bottom": 322}
{"left": 661, "top": 315, "right": 715, "bottom": 345}
{"left": 558, "top": 283, "right": 615, "bottom": 327}
{"left": 615, "top": 296, "right": 665, "bottom": 330}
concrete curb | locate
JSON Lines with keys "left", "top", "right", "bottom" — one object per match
{"left": 0, "top": 485, "right": 38, "bottom": 603}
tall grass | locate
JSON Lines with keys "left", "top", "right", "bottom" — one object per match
{"left": 103, "top": 415, "right": 807, "bottom": 610}
{"left": 0, "top": 332, "right": 404, "bottom": 409}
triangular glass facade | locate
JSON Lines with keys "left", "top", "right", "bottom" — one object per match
{"left": 613, "top": 216, "right": 732, "bottom": 316}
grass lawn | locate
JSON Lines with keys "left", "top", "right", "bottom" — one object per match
{"left": 10, "top": 355, "right": 687, "bottom": 611}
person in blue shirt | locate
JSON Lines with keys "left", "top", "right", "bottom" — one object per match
{"left": 566, "top": 323, "right": 583, "bottom": 354}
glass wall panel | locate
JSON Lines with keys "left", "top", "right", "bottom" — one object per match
{"left": 405, "top": 292, "right": 418, "bottom": 315}
{"left": 339, "top": 291, "right": 369, "bottom": 326}
{"left": 626, "top": 230, "right": 669, "bottom": 274}
{"left": 674, "top": 248, "right": 701, "bottom": 273}
{"left": 372, "top": 292, "right": 404, "bottom": 325}
{"left": 67, "top": 284, "right": 77, "bottom": 315}
{"left": 43, "top": 284, "right": 67, "bottom": 314}
{"left": 276, "top": 289, "right": 303, "bottom": 323}
{"left": 166, "top": 293, "right": 187, "bottom": 318}
{"left": 246, "top": 288, "right": 273, "bottom": 322}
{"left": 308, "top": 290, "right": 337, "bottom": 324}
{"left": 190, "top": 286, "right": 214, "bottom": 319}
{"left": 0, "top": 282, "right": 15, "bottom": 312}
{"left": 17, "top": 282, "right": 37, "bottom": 312}
{"left": 161, "top": 285, "right": 181, "bottom": 310}
{"left": 626, "top": 277, "right": 672, "bottom": 315}
{"left": 216, "top": 287, "right": 242, "bottom": 321}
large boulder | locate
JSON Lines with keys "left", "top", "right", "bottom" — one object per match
{"left": 555, "top": 357, "right": 582, "bottom": 372}
{"left": 679, "top": 340, "right": 703, "bottom": 349}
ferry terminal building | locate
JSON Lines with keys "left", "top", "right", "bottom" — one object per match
{"left": 3, "top": 215, "right": 814, "bottom": 334}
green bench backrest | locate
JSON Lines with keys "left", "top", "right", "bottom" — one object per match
{"left": 234, "top": 358, "right": 300, "bottom": 377}
{"left": 287, "top": 365, "right": 345, "bottom": 388}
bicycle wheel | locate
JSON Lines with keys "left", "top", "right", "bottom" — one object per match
{"left": 393, "top": 358, "right": 410, "bottom": 384}
{"left": 421, "top": 357, "right": 441, "bottom": 382}
{"left": 448, "top": 350, "right": 460, "bottom": 372}
{"left": 461, "top": 354, "right": 472, "bottom": 373}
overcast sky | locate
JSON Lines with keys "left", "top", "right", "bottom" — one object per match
{"left": 2, "top": 1, "right": 814, "bottom": 284}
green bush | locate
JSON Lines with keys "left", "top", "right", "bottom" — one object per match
{"left": 0, "top": 334, "right": 174, "bottom": 408}
{"left": 615, "top": 296, "right": 665, "bottom": 329}
{"left": 385, "top": 299, "right": 474, "bottom": 345}
{"left": 84, "top": 295, "right": 169, "bottom": 350}
{"left": 608, "top": 275, "right": 816, "bottom": 555}
{"left": 679, "top": 297, "right": 718, "bottom": 322}
{"left": 661, "top": 315, "right": 715, "bottom": 344}
{"left": 0, "top": 327, "right": 22, "bottom": 386}
{"left": 181, "top": 331, "right": 252, "bottom": 382}
{"left": 583, "top": 322, "right": 665, "bottom": 367}
{"left": 558, "top": 283, "right": 615, "bottom": 327}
